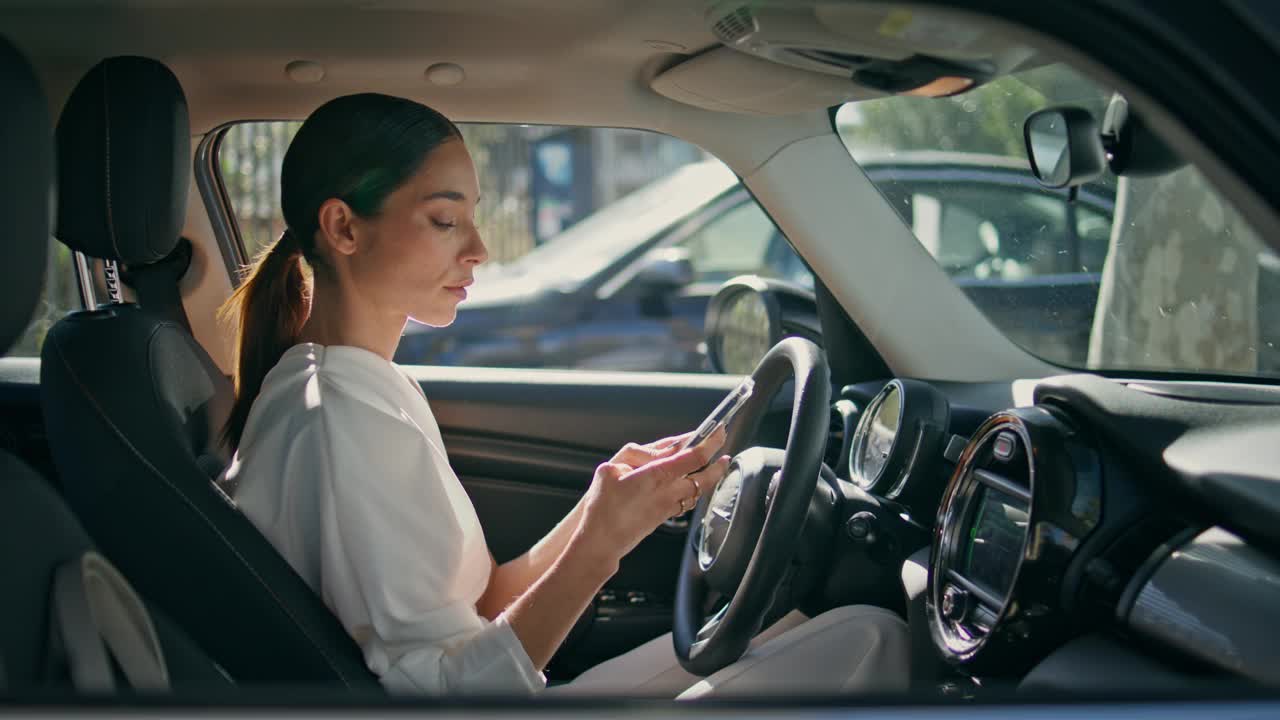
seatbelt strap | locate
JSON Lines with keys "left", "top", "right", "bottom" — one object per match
{"left": 51, "top": 552, "right": 171, "bottom": 692}
{"left": 123, "top": 236, "right": 194, "bottom": 332}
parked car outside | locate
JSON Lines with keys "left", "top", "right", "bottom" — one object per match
{"left": 395, "top": 153, "right": 1115, "bottom": 371}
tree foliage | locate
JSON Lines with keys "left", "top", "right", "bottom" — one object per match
{"left": 839, "top": 64, "right": 1110, "bottom": 158}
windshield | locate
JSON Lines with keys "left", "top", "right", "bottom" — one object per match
{"left": 836, "top": 63, "right": 1279, "bottom": 379}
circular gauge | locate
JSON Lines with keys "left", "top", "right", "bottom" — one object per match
{"left": 845, "top": 379, "right": 951, "bottom": 514}
{"left": 849, "top": 382, "right": 902, "bottom": 490}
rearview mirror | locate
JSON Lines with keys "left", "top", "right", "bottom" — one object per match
{"left": 1024, "top": 107, "right": 1106, "bottom": 189}
{"left": 1101, "top": 94, "right": 1188, "bottom": 177}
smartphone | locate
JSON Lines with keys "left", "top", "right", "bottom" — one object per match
{"left": 679, "top": 377, "right": 755, "bottom": 451}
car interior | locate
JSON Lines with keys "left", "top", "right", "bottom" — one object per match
{"left": 3, "top": 0, "right": 1280, "bottom": 711}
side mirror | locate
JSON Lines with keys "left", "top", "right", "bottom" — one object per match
{"left": 632, "top": 247, "right": 694, "bottom": 294}
{"left": 1024, "top": 107, "right": 1106, "bottom": 189}
{"left": 704, "top": 276, "right": 818, "bottom": 374}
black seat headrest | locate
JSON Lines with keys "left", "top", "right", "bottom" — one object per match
{"left": 0, "top": 36, "right": 52, "bottom": 354}
{"left": 56, "top": 56, "right": 190, "bottom": 265}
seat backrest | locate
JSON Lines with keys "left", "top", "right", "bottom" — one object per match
{"left": 41, "top": 56, "right": 377, "bottom": 689}
{"left": 1, "top": 455, "right": 234, "bottom": 693}
{"left": 0, "top": 37, "right": 227, "bottom": 695}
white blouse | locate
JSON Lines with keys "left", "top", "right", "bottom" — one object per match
{"left": 228, "top": 343, "right": 545, "bottom": 695}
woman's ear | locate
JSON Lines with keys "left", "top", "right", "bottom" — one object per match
{"left": 316, "top": 198, "right": 360, "bottom": 257}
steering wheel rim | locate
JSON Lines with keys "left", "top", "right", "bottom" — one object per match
{"left": 673, "top": 337, "right": 830, "bottom": 676}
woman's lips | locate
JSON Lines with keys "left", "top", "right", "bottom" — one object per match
{"left": 444, "top": 279, "right": 472, "bottom": 300}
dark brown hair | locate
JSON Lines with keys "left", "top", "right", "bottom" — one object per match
{"left": 220, "top": 93, "right": 460, "bottom": 449}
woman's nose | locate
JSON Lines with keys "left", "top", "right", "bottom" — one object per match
{"left": 462, "top": 226, "right": 489, "bottom": 265}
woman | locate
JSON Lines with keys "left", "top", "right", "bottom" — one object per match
{"left": 222, "top": 93, "right": 908, "bottom": 697}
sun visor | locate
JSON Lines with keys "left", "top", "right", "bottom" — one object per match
{"left": 653, "top": 2, "right": 1038, "bottom": 115}
{"left": 651, "top": 47, "right": 879, "bottom": 116}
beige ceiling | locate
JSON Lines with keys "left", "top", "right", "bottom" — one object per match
{"left": 1, "top": 0, "right": 731, "bottom": 133}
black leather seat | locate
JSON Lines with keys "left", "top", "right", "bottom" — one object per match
{"left": 0, "top": 37, "right": 227, "bottom": 693}
{"left": 2, "top": 459, "right": 234, "bottom": 692}
{"left": 40, "top": 56, "right": 377, "bottom": 689}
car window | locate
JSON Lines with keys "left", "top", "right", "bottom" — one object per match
{"left": 837, "top": 63, "right": 1280, "bottom": 378}
{"left": 216, "top": 122, "right": 788, "bottom": 373}
{"left": 10, "top": 241, "right": 82, "bottom": 358}
{"left": 679, "top": 199, "right": 778, "bottom": 284}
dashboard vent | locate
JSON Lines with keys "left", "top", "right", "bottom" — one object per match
{"left": 711, "top": 5, "right": 757, "bottom": 45}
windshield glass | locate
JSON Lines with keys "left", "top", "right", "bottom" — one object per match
{"left": 837, "top": 63, "right": 1280, "bottom": 379}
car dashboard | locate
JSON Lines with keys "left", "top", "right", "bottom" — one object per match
{"left": 821, "top": 372, "right": 1280, "bottom": 691}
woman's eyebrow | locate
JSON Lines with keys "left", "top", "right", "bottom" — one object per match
{"left": 424, "top": 190, "right": 480, "bottom": 203}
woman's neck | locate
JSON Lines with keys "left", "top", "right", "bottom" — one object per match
{"left": 297, "top": 277, "right": 405, "bottom": 361}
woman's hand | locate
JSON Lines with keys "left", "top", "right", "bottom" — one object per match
{"left": 498, "top": 429, "right": 732, "bottom": 670}
{"left": 578, "top": 427, "right": 732, "bottom": 564}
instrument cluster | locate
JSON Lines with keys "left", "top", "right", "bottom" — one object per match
{"left": 836, "top": 379, "right": 1105, "bottom": 674}
{"left": 843, "top": 379, "right": 951, "bottom": 519}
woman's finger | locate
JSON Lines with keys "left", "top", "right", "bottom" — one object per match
{"left": 645, "top": 428, "right": 727, "bottom": 489}
{"left": 661, "top": 455, "right": 730, "bottom": 516}
{"left": 649, "top": 431, "right": 695, "bottom": 450}
{"left": 594, "top": 461, "right": 630, "bottom": 483}
{"left": 611, "top": 441, "right": 668, "bottom": 467}
{"left": 688, "top": 455, "right": 732, "bottom": 492}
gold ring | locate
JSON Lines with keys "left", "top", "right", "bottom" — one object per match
{"left": 687, "top": 476, "right": 701, "bottom": 498}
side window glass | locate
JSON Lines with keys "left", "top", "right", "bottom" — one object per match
{"left": 10, "top": 242, "right": 81, "bottom": 358}
{"left": 679, "top": 198, "right": 776, "bottom": 285}
{"left": 675, "top": 196, "right": 813, "bottom": 288}
{"left": 215, "top": 123, "right": 792, "bottom": 374}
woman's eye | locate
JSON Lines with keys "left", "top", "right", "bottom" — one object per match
{"left": 431, "top": 218, "right": 457, "bottom": 230}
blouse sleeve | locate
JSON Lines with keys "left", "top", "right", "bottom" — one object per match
{"left": 300, "top": 382, "right": 545, "bottom": 695}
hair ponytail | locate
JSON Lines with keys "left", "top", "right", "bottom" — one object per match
{"left": 219, "top": 93, "right": 460, "bottom": 451}
{"left": 219, "top": 228, "right": 310, "bottom": 449}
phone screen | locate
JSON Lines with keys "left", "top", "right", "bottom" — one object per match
{"left": 680, "top": 378, "right": 755, "bottom": 451}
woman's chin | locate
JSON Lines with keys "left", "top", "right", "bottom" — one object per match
{"left": 408, "top": 308, "right": 458, "bottom": 329}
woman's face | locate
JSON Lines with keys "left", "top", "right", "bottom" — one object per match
{"left": 346, "top": 137, "right": 488, "bottom": 328}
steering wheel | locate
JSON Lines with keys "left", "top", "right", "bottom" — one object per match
{"left": 673, "top": 337, "right": 830, "bottom": 676}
